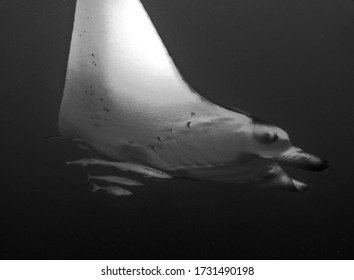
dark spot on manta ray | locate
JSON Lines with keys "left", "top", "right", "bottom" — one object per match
{"left": 191, "top": 112, "right": 196, "bottom": 116}
{"left": 99, "top": 97, "right": 103, "bottom": 101}
{"left": 187, "top": 121, "right": 191, "bottom": 128}
{"left": 81, "top": 98, "right": 85, "bottom": 101}
{"left": 156, "top": 136, "right": 162, "bottom": 142}
{"left": 103, "top": 107, "right": 110, "bottom": 112}
{"left": 90, "top": 86, "right": 92, "bottom": 89}
{"left": 91, "top": 53, "right": 94, "bottom": 57}
{"left": 94, "top": 124, "right": 100, "bottom": 127}
{"left": 85, "top": 90, "right": 88, "bottom": 93}
{"left": 90, "top": 116, "right": 94, "bottom": 120}
{"left": 104, "top": 118, "right": 108, "bottom": 121}
{"left": 128, "top": 140, "right": 134, "bottom": 144}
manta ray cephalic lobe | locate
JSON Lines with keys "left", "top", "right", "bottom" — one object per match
{"left": 59, "top": 0, "right": 328, "bottom": 194}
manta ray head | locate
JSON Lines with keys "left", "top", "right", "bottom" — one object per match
{"left": 249, "top": 118, "right": 292, "bottom": 158}
{"left": 248, "top": 117, "right": 329, "bottom": 172}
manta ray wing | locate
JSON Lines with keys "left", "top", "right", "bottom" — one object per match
{"left": 59, "top": 0, "right": 328, "bottom": 191}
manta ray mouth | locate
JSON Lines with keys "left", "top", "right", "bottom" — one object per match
{"left": 270, "top": 146, "right": 329, "bottom": 172}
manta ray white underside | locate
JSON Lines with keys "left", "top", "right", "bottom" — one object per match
{"left": 59, "top": 0, "right": 328, "bottom": 195}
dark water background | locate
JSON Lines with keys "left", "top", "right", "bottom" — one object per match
{"left": 1, "top": 0, "right": 354, "bottom": 259}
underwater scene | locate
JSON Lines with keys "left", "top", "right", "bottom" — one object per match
{"left": 1, "top": 0, "right": 354, "bottom": 259}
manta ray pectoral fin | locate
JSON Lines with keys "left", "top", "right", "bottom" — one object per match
{"left": 270, "top": 146, "right": 329, "bottom": 172}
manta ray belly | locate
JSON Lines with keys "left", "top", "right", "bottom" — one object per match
{"left": 59, "top": 0, "right": 252, "bottom": 171}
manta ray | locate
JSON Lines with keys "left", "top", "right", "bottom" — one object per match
{"left": 59, "top": 0, "right": 328, "bottom": 193}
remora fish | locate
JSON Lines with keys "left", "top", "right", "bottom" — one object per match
{"left": 91, "top": 183, "right": 133, "bottom": 196}
{"left": 66, "top": 158, "right": 95, "bottom": 167}
{"left": 59, "top": 0, "right": 328, "bottom": 191}
{"left": 88, "top": 174, "right": 143, "bottom": 186}
{"left": 67, "top": 158, "right": 172, "bottom": 179}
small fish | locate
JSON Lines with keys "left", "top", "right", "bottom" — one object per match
{"left": 67, "top": 158, "right": 172, "bottom": 179}
{"left": 100, "top": 160, "right": 172, "bottom": 178}
{"left": 88, "top": 174, "right": 143, "bottom": 186}
{"left": 91, "top": 183, "right": 133, "bottom": 196}
{"left": 66, "top": 158, "right": 97, "bottom": 167}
